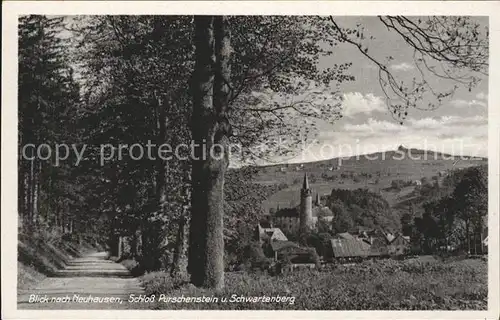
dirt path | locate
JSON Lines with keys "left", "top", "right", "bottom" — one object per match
{"left": 18, "top": 252, "right": 145, "bottom": 309}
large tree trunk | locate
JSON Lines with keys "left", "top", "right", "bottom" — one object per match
{"left": 155, "top": 93, "right": 168, "bottom": 210}
{"left": 62, "top": 212, "right": 66, "bottom": 233}
{"left": 22, "top": 168, "right": 30, "bottom": 230}
{"left": 18, "top": 162, "right": 25, "bottom": 229}
{"left": 189, "top": 15, "right": 216, "bottom": 288}
{"left": 189, "top": 16, "right": 231, "bottom": 290}
{"left": 58, "top": 209, "right": 63, "bottom": 233}
{"left": 27, "top": 159, "right": 35, "bottom": 227}
{"left": 465, "top": 219, "right": 470, "bottom": 254}
{"left": 54, "top": 208, "right": 59, "bottom": 231}
{"left": 171, "top": 214, "right": 189, "bottom": 278}
{"left": 32, "top": 159, "right": 41, "bottom": 226}
{"left": 171, "top": 169, "right": 191, "bottom": 278}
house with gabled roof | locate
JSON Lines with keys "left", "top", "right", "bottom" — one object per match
{"left": 329, "top": 238, "right": 371, "bottom": 260}
{"left": 255, "top": 223, "right": 288, "bottom": 245}
{"left": 335, "top": 232, "right": 356, "bottom": 240}
{"left": 388, "top": 234, "right": 410, "bottom": 255}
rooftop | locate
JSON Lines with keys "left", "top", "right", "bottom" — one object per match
{"left": 330, "top": 238, "right": 371, "bottom": 258}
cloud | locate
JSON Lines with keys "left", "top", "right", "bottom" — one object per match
{"left": 450, "top": 99, "right": 487, "bottom": 108}
{"left": 408, "top": 115, "right": 487, "bottom": 130}
{"left": 295, "top": 114, "right": 488, "bottom": 161}
{"left": 343, "top": 118, "right": 407, "bottom": 135}
{"left": 407, "top": 117, "right": 445, "bottom": 130}
{"left": 390, "top": 62, "right": 415, "bottom": 72}
{"left": 341, "top": 92, "right": 386, "bottom": 118}
{"left": 475, "top": 92, "right": 488, "bottom": 100}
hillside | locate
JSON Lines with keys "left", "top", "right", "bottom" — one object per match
{"left": 17, "top": 231, "right": 106, "bottom": 292}
{"left": 247, "top": 147, "right": 487, "bottom": 220}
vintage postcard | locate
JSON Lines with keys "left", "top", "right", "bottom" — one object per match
{"left": 1, "top": 1, "right": 499, "bottom": 319}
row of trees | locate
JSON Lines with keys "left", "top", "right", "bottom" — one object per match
{"left": 18, "top": 15, "right": 488, "bottom": 289}
{"left": 18, "top": 16, "right": 86, "bottom": 234}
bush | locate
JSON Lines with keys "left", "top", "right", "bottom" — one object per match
{"left": 278, "top": 182, "right": 289, "bottom": 190}
{"left": 141, "top": 271, "right": 188, "bottom": 295}
{"left": 142, "top": 258, "right": 486, "bottom": 310}
{"left": 391, "top": 179, "right": 406, "bottom": 190}
{"left": 121, "top": 259, "right": 145, "bottom": 277}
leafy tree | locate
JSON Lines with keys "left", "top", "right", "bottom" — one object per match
{"left": 316, "top": 215, "right": 332, "bottom": 234}
{"left": 391, "top": 179, "right": 406, "bottom": 191}
{"left": 452, "top": 166, "right": 487, "bottom": 252}
{"left": 306, "top": 232, "right": 333, "bottom": 257}
{"left": 329, "top": 188, "right": 400, "bottom": 232}
{"left": 330, "top": 200, "right": 354, "bottom": 234}
{"left": 69, "top": 16, "right": 194, "bottom": 272}
{"left": 401, "top": 204, "right": 415, "bottom": 237}
{"left": 223, "top": 167, "right": 283, "bottom": 258}
{"left": 189, "top": 16, "right": 353, "bottom": 289}
{"left": 18, "top": 15, "right": 83, "bottom": 234}
{"left": 411, "top": 165, "right": 487, "bottom": 253}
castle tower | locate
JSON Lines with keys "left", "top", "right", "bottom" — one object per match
{"left": 300, "top": 173, "right": 313, "bottom": 237}
{"left": 315, "top": 193, "right": 321, "bottom": 206}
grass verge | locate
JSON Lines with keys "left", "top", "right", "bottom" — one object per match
{"left": 140, "top": 257, "right": 487, "bottom": 310}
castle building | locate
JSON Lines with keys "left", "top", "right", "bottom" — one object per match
{"left": 299, "top": 173, "right": 313, "bottom": 235}
{"left": 270, "top": 173, "right": 334, "bottom": 236}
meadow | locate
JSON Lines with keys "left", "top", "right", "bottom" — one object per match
{"left": 257, "top": 151, "right": 486, "bottom": 213}
{"left": 141, "top": 256, "right": 487, "bottom": 310}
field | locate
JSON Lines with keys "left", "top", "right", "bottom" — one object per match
{"left": 255, "top": 150, "right": 487, "bottom": 212}
{"left": 141, "top": 256, "right": 487, "bottom": 310}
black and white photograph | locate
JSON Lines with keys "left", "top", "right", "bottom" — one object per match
{"left": 2, "top": 1, "right": 499, "bottom": 318}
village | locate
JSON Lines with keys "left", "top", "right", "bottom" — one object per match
{"left": 253, "top": 172, "right": 488, "bottom": 272}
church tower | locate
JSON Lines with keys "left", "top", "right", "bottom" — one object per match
{"left": 300, "top": 173, "right": 313, "bottom": 236}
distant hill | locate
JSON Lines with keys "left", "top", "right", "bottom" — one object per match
{"left": 242, "top": 147, "right": 487, "bottom": 223}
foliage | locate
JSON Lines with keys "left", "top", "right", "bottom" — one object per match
{"left": 228, "top": 16, "right": 352, "bottom": 162}
{"left": 390, "top": 179, "right": 412, "bottom": 191}
{"left": 142, "top": 257, "right": 486, "bottom": 310}
{"left": 18, "top": 15, "right": 84, "bottom": 233}
{"left": 69, "top": 16, "right": 194, "bottom": 271}
{"left": 18, "top": 262, "right": 46, "bottom": 291}
{"left": 329, "top": 188, "right": 401, "bottom": 233}
{"left": 141, "top": 271, "right": 188, "bottom": 295}
{"left": 306, "top": 232, "right": 333, "bottom": 257}
{"left": 412, "top": 165, "right": 487, "bottom": 254}
{"left": 326, "top": 16, "right": 488, "bottom": 124}
{"left": 224, "top": 167, "right": 288, "bottom": 268}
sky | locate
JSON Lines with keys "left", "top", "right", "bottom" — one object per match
{"left": 259, "top": 16, "right": 489, "bottom": 165}
{"left": 55, "top": 16, "right": 489, "bottom": 166}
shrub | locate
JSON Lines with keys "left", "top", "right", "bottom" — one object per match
{"left": 142, "top": 258, "right": 486, "bottom": 310}
{"left": 278, "top": 182, "right": 289, "bottom": 190}
{"left": 141, "top": 271, "right": 188, "bottom": 296}
{"left": 121, "top": 259, "right": 145, "bottom": 277}
{"left": 391, "top": 179, "right": 406, "bottom": 190}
